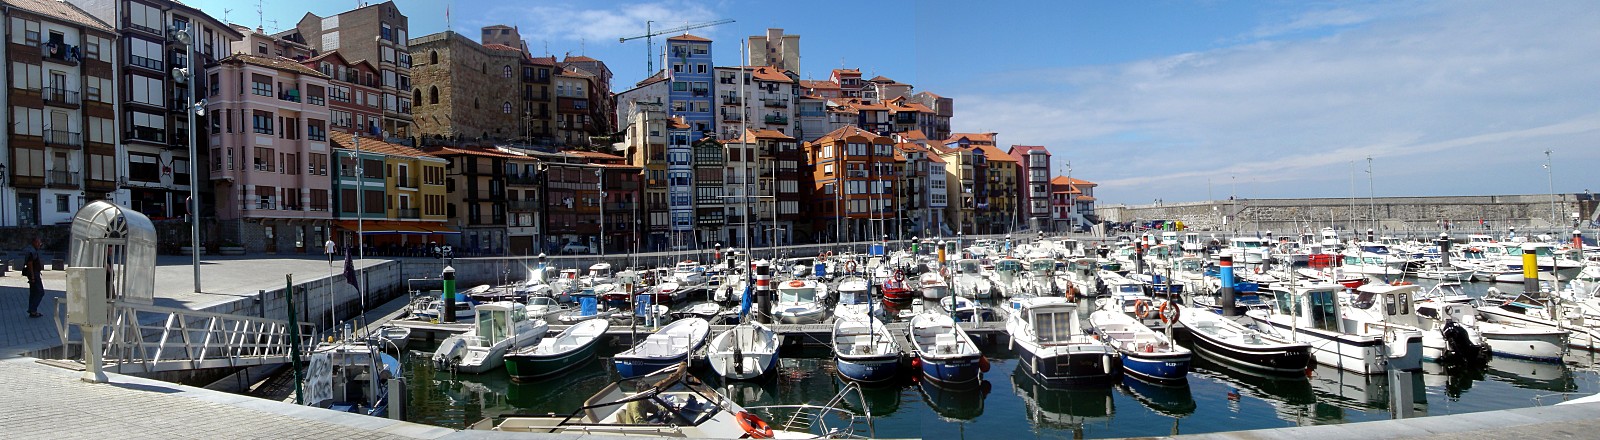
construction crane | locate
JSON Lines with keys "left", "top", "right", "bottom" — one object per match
{"left": 619, "top": 19, "right": 735, "bottom": 76}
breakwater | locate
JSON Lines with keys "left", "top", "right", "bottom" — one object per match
{"left": 1099, "top": 193, "right": 1598, "bottom": 234}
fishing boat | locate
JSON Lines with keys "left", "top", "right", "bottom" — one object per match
{"left": 909, "top": 313, "right": 988, "bottom": 389}
{"left": 919, "top": 270, "right": 951, "bottom": 300}
{"left": 612, "top": 317, "right": 710, "bottom": 378}
{"left": 1006, "top": 296, "right": 1121, "bottom": 385}
{"left": 504, "top": 319, "right": 610, "bottom": 381}
{"left": 580, "top": 262, "right": 615, "bottom": 287}
{"left": 773, "top": 278, "right": 831, "bottom": 324}
{"left": 1413, "top": 263, "right": 1474, "bottom": 282}
{"left": 834, "top": 276, "right": 874, "bottom": 317}
{"left": 952, "top": 258, "right": 994, "bottom": 299}
{"left": 707, "top": 321, "right": 781, "bottom": 380}
{"left": 1088, "top": 309, "right": 1191, "bottom": 383}
{"left": 1247, "top": 282, "right": 1424, "bottom": 374}
{"left": 432, "top": 301, "right": 548, "bottom": 374}
{"left": 1176, "top": 303, "right": 1314, "bottom": 375}
{"left": 1474, "top": 289, "right": 1578, "bottom": 360}
{"left": 881, "top": 270, "right": 916, "bottom": 302}
{"left": 489, "top": 364, "right": 873, "bottom": 438}
{"left": 832, "top": 313, "right": 901, "bottom": 384}
{"left": 308, "top": 340, "right": 402, "bottom": 417}
{"left": 991, "top": 257, "right": 1024, "bottom": 298}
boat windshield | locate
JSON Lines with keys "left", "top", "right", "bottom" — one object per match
{"left": 530, "top": 297, "right": 556, "bottom": 306}
{"left": 959, "top": 261, "right": 980, "bottom": 274}
{"left": 1360, "top": 245, "right": 1390, "bottom": 254}
{"left": 779, "top": 286, "right": 815, "bottom": 303}
{"left": 840, "top": 289, "right": 870, "bottom": 305}
{"left": 1030, "top": 260, "right": 1054, "bottom": 272}
{"left": 1117, "top": 284, "right": 1142, "bottom": 295}
{"left": 997, "top": 260, "right": 1022, "bottom": 273}
{"left": 1031, "top": 311, "right": 1076, "bottom": 344}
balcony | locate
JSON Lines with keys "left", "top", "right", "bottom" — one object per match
{"left": 691, "top": 89, "right": 709, "bottom": 97}
{"left": 506, "top": 174, "right": 539, "bottom": 185}
{"left": 722, "top": 96, "right": 742, "bottom": 105}
{"left": 846, "top": 170, "right": 867, "bottom": 178}
{"left": 255, "top": 199, "right": 277, "bottom": 210}
{"left": 44, "top": 130, "right": 82, "bottom": 148}
{"left": 43, "top": 87, "right": 80, "bottom": 108}
{"left": 763, "top": 115, "right": 788, "bottom": 124}
{"left": 46, "top": 170, "right": 78, "bottom": 188}
{"left": 42, "top": 43, "right": 78, "bottom": 65}
{"left": 763, "top": 99, "right": 788, "bottom": 108}
{"left": 126, "top": 126, "right": 165, "bottom": 144}
{"left": 395, "top": 176, "right": 419, "bottom": 189}
{"left": 720, "top": 112, "right": 742, "bottom": 122}
{"left": 396, "top": 208, "right": 420, "bottom": 219}
{"left": 128, "top": 54, "right": 162, "bottom": 71}
{"left": 509, "top": 200, "right": 540, "bottom": 211}
{"left": 279, "top": 90, "right": 302, "bottom": 103}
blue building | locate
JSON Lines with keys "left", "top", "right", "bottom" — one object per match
{"left": 665, "top": 34, "right": 715, "bottom": 137}
{"left": 666, "top": 118, "right": 697, "bottom": 246}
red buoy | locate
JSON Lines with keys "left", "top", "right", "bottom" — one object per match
{"left": 978, "top": 356, "right": 991, "bottom": 373}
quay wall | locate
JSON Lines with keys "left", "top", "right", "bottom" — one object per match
{"left": 1099, "top": 193, "right": 1598, "bottom": 234}
{"left": 203, "top": 260, "right": 409, "bottom": 332}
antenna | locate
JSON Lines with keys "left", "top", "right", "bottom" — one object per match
{"left": 256, "top": 0, "right": 265, "bottom": 31}
{"left": 223, "top": 8, "right": 233, "bottom": 22}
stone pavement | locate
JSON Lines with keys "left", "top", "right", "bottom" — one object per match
{"left": 0, "top": 254, "right": 389, "bottom": 356}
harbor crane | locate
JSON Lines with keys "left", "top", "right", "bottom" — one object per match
{"left": 619, "top": 19, "right": 735, "bottom": 76}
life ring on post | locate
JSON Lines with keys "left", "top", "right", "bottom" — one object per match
{"left": 846, "top": 261, "right": 858, "bottom": 273}
{"left": 940, "top": 266, "right": 950, "bottom": 278}
{"left": 736, "top": 411, "right": 774, "bottom": 439}
{"left": 893, "top": 270, "right": 906, "bottom": 282}
{"left": 1134, "top": 299, "right": 1151, "bottom": 319}
{"left": 1159, "top": 301, "right": 1180, "bottom": 324}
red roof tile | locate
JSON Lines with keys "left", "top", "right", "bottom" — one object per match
{"left": 668, "top": 33, "right": 711, "bottom": 42}
{"left": 483, "top": 43, "right": 521, "bottom": 52}
{"left": 222, "top": 54, "right": 330, "bottom": 78}
{"left": 330, "top": 132, "right": 441, "bottom": 160}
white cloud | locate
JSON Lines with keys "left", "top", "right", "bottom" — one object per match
{"left": 953, "top": 1, "right": 1600, "bottom": 204}
{"left": 479, "top": 1, "right": 720, "bottom": 47}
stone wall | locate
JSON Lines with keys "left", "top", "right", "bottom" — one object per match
{"left": 410, "top": 32, "right": 522, "bottom": 141}
{"left": 1101, "top": 194, "right": 1590, "bottom": 234}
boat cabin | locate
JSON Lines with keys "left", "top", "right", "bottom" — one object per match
{"left": 474, "top": 303, "right": 530, "bottom": 346}
{"left": 777, "top": 280, "right": 819, "bottom": 304}
{"left": 1017, "top": 298, "right": 1084, "bottom": 345}
{"left": 1267, "top": 283, "right": 1348, "bottom": 333}
{"left": 995, "top": 258, "right": 1024, "bottom": 281}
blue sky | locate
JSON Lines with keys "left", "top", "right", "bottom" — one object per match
{"left": 187, "top": 0, "right": 1600, "bottom": 206}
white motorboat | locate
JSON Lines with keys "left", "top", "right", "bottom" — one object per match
{"left": 612, "top": 318, "right": 710, "bottom": 378}
{"left": 1338, "top": 242, "right": 1411, "bottom": 278}
{"left": 708, "top": 321, "right": 781, "bottom": 380}
{"left": 773, "top": 278, "right": 831, "bottom": 324}
{"left": 1343, "top": 284, "right": 1490, "bottom": 364}
{"left": 991, "top": 257, "right": 1025, "bottom": 298}
{"left": 581, "top": 262, "right": 615, "bottom": 287}
{"left": 1247, "top": 282, "right": 1424, "bottom": 374}
{"left": 908, "top": 313, "right": 986, "bottom": 389}
{"left": 1413, "top": 263, "right": 1474, "bottom": 282}
{"left": 833, "top": 313, "right": 901, "bottom": 383}
{"left": 952, "top": 258, "right": 993, "bottom": 299}
{"left": 834, "top": 276, "right": 875, "bottom": 318}
{"left": 432, "top": 301, "right": 549, "bottom": 374}
{"left": 1006, "top": 296, "right": 1121, "bottom": 385}
{"left": 920, "top": 271, "right": 951, "bottom": 300}
{"left": 1177, "top": 303, "right": 1314, "bottom": 375}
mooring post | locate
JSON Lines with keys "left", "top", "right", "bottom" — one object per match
{"left": 1220, "top": 256, "right": 1237, "bottom": 317}
{"left": 442, "top": 266, "right": 457, "bottom": 323}
{"left": 1522, "top": 249, "right": 1540, "bottom": 298}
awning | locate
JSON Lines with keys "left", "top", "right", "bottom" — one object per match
{"left": 334, "top": 220, "right": 457, "bottom": 235}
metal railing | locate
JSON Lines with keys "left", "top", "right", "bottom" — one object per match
{"left": 397, "top": 208, "right": 421, "bottom": 218}
{"left": 43, "top": 87, "right": 80, "bottom": 106}
{"left": 47, "top": 170, "right": 78, "bottom": 187}
{"left": 44, "top": 130, "right": 82, "bottom": 147}
{"left": 395, "top": 176, "right": 419, "bottom": 188}
{"left": 764, "top": 115, "right": 789, "bottom": 124}
{"left": 58, "top": 300, "right": 318, "bottom": 374}
{"left": 509, "top": 200, "right": 540, "bottom": 211}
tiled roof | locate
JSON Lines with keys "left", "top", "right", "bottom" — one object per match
{"left": 977, "top": 145, "right": 1017, "bottom": 162}
{"left": 1051, "top": 176, "right": 1096, "bottom": 186}
{"left": 483, "top": 43, "right": 521, "bottom": 52}
{"left": 868, "top": 75, "right": 896, "bottom": 83}
{"left": 899, "top": 130, "right": 929, "bottom": 141}
{"left": 528, "top": 55, "right": 558, "bottom": 66}
{"left": 9, "top": 0, "right": 114, "bottom": 33}
{"left": 894, "top": 102, "right": 934, "bottom": 113}
{"left": 947, "top": 132, "right": 996, "bottom": 143}
{"left": 423, "top": 145, "right": 524, "bottom": 159}
{"left": 810, "top": 125, "right": 883, "bottom": 145}
{"left": 799, "top": 80, "right": 838, "bottom": 90}
{"left": 564, "top": 55, "right": 599, "bottom": 63}
{"left": 731, "top": 66, "right": 792, "bottom": 82}
{"left": 730, "top": 128, "right": 796, "bottom": 143}
{"left": 566, "top": 150, "right": 624, "bottom": 160}
{"left": 329, "top": 132, "right": 442, "bottom": 160}
{"left": 668, "top": 33, "right": 711, "bottom": 42}
{"left": 832, "top": 68, "right": 861, "bottom": 75}
{"left": 223, "top": 54, "right": 331, "bottom": 78}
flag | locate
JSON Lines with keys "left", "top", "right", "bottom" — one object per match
{"left": 739, "top": 283, "right": 753, "bottom": 318}
{"left": 343, "top": 248, "right": 358, "bottom": 289}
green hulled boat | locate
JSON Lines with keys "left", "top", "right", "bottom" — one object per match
{"left": 505, "top": 318, "right": 610, "bottom": 381}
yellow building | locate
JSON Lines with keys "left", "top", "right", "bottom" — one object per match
{"left": 329, "top": 133, "right": 454, "bottom": 250}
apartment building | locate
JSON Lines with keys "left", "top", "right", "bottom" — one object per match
{"left": 622, "top": 102, "right": 669, "bottom": 250}
{"left": 804, "top": 126, "right": 902, "bottom": 243}
{"left": 665, "top": 34, "right": 714, "bottom": 135}
{"left": 908, "top": 91, "right": 953, "bottom": 140}
{"left": 301, "top": 51, "right": 383, "bottom": 137}
{"left": 204, "top": 54, "right": 333, "bottom": 252}
{"left": 327, "top": 132, "right": 450, "bottom": 247}
{"left": 72, "top": 0, "right": 243, "bottom": 221}
{"left": 1051, "top": 176, "right": 1097, "bottom": 231}
{"left": 3, "top": 0, "right": 117, "bottom": 226}
{"left": 713, "top": 65, "right": 797, "bottom": 140}
{"left": 423, "top": 145, "right": 512, "bottom": 254}
{"left": 980, "top": 144, "right": 1017, "bottom": 234}
{"left": 561, "top": 54, "right": 613, "bottom": 134}
{"left": 1008, "top": 145, "right": 1053, "bottom": 231}
{"left": 283, "top": 1, "right": 412, "bottom": 140}
{"left": 691, "top": 135, "right": 725, "bottom": 246}
{"left": 554, "top": 68, "right": 596, "bottom": 146}
{"left": 532, "top": 150, "right": 640, "bottom": 254}
{"left": 746, "top": 28, "right": 799, "bottom": 73}
{"left": 503, "top": 150, "right": 541, "bottom": 254}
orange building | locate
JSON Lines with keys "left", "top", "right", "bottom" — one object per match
{"left": 804, "top": 126, "right": 904, "bottom": 243}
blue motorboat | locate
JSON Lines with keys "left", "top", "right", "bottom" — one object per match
{"left": 908, "top": 313, "right": 988, "bottom": 389}
{"left": 612, "top": 318, "right": 709, "bottom": 378}
{"left": 1088, "top": 309, "right": 1191, "bottom": 383}
{"left": 833, "top": 313, "right": 901, "bottom": 383}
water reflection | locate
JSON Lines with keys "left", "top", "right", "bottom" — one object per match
{"left": 1009, "top": 364, "right": 1116, "bottom": 431}
{"left": 1118, "top": 376, "right": 1196, "bottom": 417}
{"left": 918, "top": 378, "right": 990, "bottom": 421}
{"left": 1486, "top": 356, "right": 1577, "bottom": 392}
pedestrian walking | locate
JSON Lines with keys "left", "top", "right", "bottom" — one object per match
{"left": 325, "top": 238, "right": 336, "bottom": 265}
{"left": 24, "top": 238, "right": 44, "bottom": 318}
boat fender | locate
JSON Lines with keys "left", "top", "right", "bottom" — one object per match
{"left": 736, "top": 411, "right": 774, "bottom": 439}
{"left": 911, "top": 357, "right": 921, "bottom": 370}
{"left": 847, "top": 261, "right": 858, "bottom": 273}
{"left": 1102, "top": 354, "right": 1112, "bottom": 375}
{"left": 1304, "top": 353, "right": 1317, "bottom": 376}
{"left": 1134, "top": 300, "right": 1151, "bottom": 319}
{"left": 979, "top": 355, "right": 991, "bottom": 373}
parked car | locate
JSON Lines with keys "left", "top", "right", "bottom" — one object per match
{"left": 560, "top": 243, "right": 589, "bottom": 254}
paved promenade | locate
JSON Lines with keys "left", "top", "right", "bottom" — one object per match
{"left": 0, "top": 254, "right": 389, "bottom": 356}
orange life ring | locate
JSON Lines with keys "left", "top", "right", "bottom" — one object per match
{"left": 893, "top": 270, "right": 906, "bottom": 282}
{"left": 787, "top": 280, "right": 805, "bottom": 288}
{"left": 846, "top": 261, "right": 858, "bottom": 273}
{"left": 736, "top": 411, "right": 774, "bottom": 439}
{"left": 1134, "top": 300, "right": 1151, "bottom": 319}
{"left": 940, "top": 266, "right": 950, "bottom": 278}
{"left": 1159, "top": 301, "right": 1180, "bottom": 324}
{"left": 1064, "top": 283, "right": 1078, "bottom": 301}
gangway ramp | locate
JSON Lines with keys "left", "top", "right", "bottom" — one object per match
{"left": 58, "top": 301, "right": 317, "bottom": 374}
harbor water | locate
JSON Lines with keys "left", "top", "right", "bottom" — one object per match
{"left": 396, "top": 280, "right": 1600, "bottom": 438}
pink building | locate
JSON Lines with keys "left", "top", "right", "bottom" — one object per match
{"left": 206, "top": 54, "right": 335, "bottom": 253}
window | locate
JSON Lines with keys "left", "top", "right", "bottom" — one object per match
{"left": 88, "top": 154, "right": 114, "bottom": 181}
{"left": 251, "top": 74, "right": 272, "bottom": 96}
{"left": 502, "top": 102, "right": 512, "bottom": 114}
{"left": 253, "top": 147, "right": 274, "bottom": 171}
{"left": 173, "top": 158, "right": 190, "bottom": 183}
{"left": 252, "top": 111, "right": 273, "bottom": 134}
{"left": 503, "top": 65, "right": 512, "bottom": 78}
{"left": 428, "top": 86, "right": 438, "bottom": 104}
{"left": 309, "top": 153, "right": 328, "bottom": 175}
{"left": 429, "top": 51, "right": 438, "bottom": 64}
{"left": 129, "top": 153, "right": 160, "bottom": 182}
{"left": 672, "top": 81, "right": 688, "bottom": 91}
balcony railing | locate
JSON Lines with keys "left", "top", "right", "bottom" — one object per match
{"left": 43, "top": 87, "right": 80, "bottom": 107}
{"left": 691, "top": 89, "right": 709, "bottom": 97}
{"left": 508, "top": 200, "right": 540, "bottom": 211}
{"left": 44, "top": 130, "right": 82, "bottom": 148}
{"left": 47, "top": 170, "right": 78, "bottom": 188}
{"left": 129, "top": 54, "right": 162, "bottom": 71}
{"left": 394, "top": 176, "right": 418, "bottom": 188}
{"left": 126, "top": 126, "right": 165, "bottom": 143}
{"left": 722, "top": 96, "right": 742, "bottom": 105}
{"left": 396, "top": 208, "right": 420, "bottom": 218}
{"left": 763, "top": 99, "right": 788, "bottom": 108}
{"left": 506, "top": 174, "right": 539, "bottom": 185}
{"left": 255, "top": 199, "right": 277, "bottom": 210}
{"left": 763, "top": 115, "right": 788, "bottom": 124}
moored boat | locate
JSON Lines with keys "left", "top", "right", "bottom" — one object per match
{"left": 504, "top": 319, "right": 610, "bottom": 381}
{"left": 612, "top": 317, "right": 710, "bottom": 378}
{"left": 909, "top": 313, "right": 988, "bottom": 389}
{"left": 1006, "top": 296, "right": 1121, "bottom": 385}
{"left": 707, "top": 321, "right": 781, "bottom": 380}
{"left": 1177, "top": 303, "right": 1314, "bottom": 375}
{"left": 833, "top": 313, "right": 901, "bottom": 384}
{"left": 1089, "top": 309, "right": 1191, "bottom": 383}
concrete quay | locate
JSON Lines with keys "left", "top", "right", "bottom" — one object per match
{"left": 1099, "top": 193, "right": 1597, "bottom": 233}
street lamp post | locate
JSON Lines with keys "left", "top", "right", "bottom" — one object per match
{"left": 171, "top": 25, "right": 203, "bottom": 293}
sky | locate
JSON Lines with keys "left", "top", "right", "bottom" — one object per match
{"left": 186, "top": 0, "right": 1600, "bottom": 206}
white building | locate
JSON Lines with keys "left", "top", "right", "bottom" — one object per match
{"left": 713, "top": 65, "right": 795, "bottom": 140}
